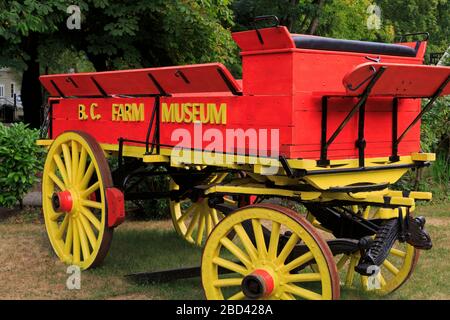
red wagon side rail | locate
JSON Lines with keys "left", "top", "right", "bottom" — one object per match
{"left": 39, "top": 63, "right": 242, "bottom": 98}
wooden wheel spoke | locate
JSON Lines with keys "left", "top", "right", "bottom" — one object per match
{"left": 383, "top": 259, "right": 399, "bottom": 275}
{"left": 82, "top": 182, "right": 100, "bottom": 198}
{"left": 79, "top": 214, "right": 98, "bottom": 249}
{"left": 177, "top": 205, "right": 196, "bottom": 223}
{"left": 233, "top": 223, "right": 258, "bottom": 262}
{"left": 61, "top": 143, "right": 73, "bottom": 183}
{"left": 206, "top": 213, "right": 212, "bottom": 236}
{"left": 80, "top": 162, "right": 95, "bottom": 189}
{"left": 185, "top": 210, "right": 201, "bottom": 238}
{"left": 211, "top": 209, "right": 220, "bottom": 225}
{"left": 268, "top": 221, "right": 280, "bottom": 259}
{"left": 72, "top": 220, "right": 81, "bottom": 264}
{"left": 71, "top": 141, "right": 79, "bottom": 184}
{"left": 213, "top": 278, "right": 243, "bottom": 288}
{"left": 252, "top": 219, "right": 267, "bottom": 257}
{"left": 283, "top": 283, "right": 322, "bottom": 300}
{"left": 212, "top": 257, "right": 247, "bottom": 275}
{"left": 345, "top": 255, "right": 359, "bottom": 286}
{"left": 275, "top": 233, "right": 299, "bottom": 265}
{"left": 64, "top": 218, "right": 73, "bottom": 255}
{"left": 280, "top": 292, "right": 296, "bottom": 300}
{"left": 390, "top": 248, "right": 407, "bottom": 258}
{"left": 49, "top": 172, "right": 66, "bottom": 191}
{"left": 53, "top": 154, "right": 70, "bottom": 186}
{"left": 228, "top": 291, "right": 245, "bottom": 300}
{"left": 76, "top": 219, "right": 91, "bottom": 261}
{"left": 50, "top": 212, "right": 65, "bottom": 221}
{"left": 336, "top": 254, "right": 350, "bottom": 270}
{"left": 281, "top": 251, "right": 314, "bottom": 273}
{"left": 196, "top": 212, "right": 206, "bottom": 245}
{"left": 220, "top": 237, "right": 252, "bottom": 268}
{"left": 284, "top": 272, "right": 322, "bottom": 283}
{"left": 57, "top": 214, "right": 70, "bottom": 239}
{"left": 81, "top": 199, "right": 103, "bottom": 210}
{"left": 77, "top": 147, "right": 87, "bottom": 184}
{"left": 80, "top": 207, "right": 101, "bottom": 230}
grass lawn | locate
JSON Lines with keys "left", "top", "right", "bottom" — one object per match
{"left": 0, "top": 203, "right": 448, "bottom": 300}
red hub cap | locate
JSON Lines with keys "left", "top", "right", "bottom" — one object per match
{"left": 241, "top": 269, "right": 275, "bottom": 299}
{"left": 51, "top": 190, "right": 73, "bottom": 213}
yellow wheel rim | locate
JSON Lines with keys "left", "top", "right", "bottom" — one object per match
{"left": 308, "top": 206, "right": 419, "bottom": 295}
{"left": 170, "top": 173, "right": 234, "bottom": 246}
{"left": 202, "top": 204, "right": 340, "bottom": 300}
{"left": 42, "top": 131, "right": 113, "bottom": 270}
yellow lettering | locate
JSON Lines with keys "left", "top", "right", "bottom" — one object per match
{"left": 78, "top": 104, "right": 88, "bottom": 120}
{"left": 210, "top": 103, "right": 227, "bottom": 124}
{"left": 90, "top": 103, "right": 101, "bottom": 120}
{"left": 131, "top": 103, "right": 145, "bottom": 122}
{"left": 162, "top": 103, "right": 175, "bottom": 122}
{"left": 112, "top": 104, "right": 119, "bottom": 121}
{"left": 175, "top": 104, "right": 184, "bottom": 123}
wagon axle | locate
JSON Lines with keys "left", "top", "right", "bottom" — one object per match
{"left": 51, "top": 190, "right": 74, "bottom": 213}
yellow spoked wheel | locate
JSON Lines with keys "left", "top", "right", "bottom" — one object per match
{"left": 170, "top": 173, "right": 234, "bottom": 246}
{"left": 202, "top": 204, "right": 340, "bottom": 300}
{"left": 42, "top": 131, "right": 113, "bottom": 270}
{"left": 307, "top": 206, "right": 419, "bottom": 295}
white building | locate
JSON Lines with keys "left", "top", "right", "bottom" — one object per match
{"left": 0, "top": 67, "right": 22, "bottom": 121}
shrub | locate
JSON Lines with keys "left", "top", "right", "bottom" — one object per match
{"left": 0, "top": 123, "right": 45, "bottom": 208}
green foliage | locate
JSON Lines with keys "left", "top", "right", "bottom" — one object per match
{"left": 0, "top": 123, "right": 44, "bottom": 207}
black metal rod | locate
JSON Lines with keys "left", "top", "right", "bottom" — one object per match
{"left": 216, "top": 68, "right": 243, "bottom": 96}
{"left": 90, "top": 77, "right": 108, "bottom": 97}
{"left": 50, "top": 80, "right": 65, "bottom": 97}
{"left": 390, "top": 98, "right": 399, "bottom": 161}
{"left": 319, "top": 96, "right": 329, "bottom": 165}
{"left": 325, "top": 67, "right": 386, "bottom": 149}
{"left": 357, "top": 102, "right": 366, "bottom": 167}
{"left": 145, "top": 97, "right": 159, "bottom": 154}
{"left": 396, "top": 75, "right": 450, "bottom": 146}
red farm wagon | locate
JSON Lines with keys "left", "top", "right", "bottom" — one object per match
{"left": 37, "top": 18, "right": 449, "bottom": 300}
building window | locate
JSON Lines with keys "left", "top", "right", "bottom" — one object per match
{"left": 0, "top": 85, "right": 4, "bottom": 98}
{"left": 11, "top": 83, "right": 15, "bottom": 98}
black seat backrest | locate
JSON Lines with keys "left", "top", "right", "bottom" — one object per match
{"left": 292, "top": 36, "right": 417, "bottom": 57}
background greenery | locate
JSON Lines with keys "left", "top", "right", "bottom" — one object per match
{"left": 0, "top": 0, "right": 448, "bottom": 209}
{"left": 0, "top": 123, "right": 44, "bottom": 207}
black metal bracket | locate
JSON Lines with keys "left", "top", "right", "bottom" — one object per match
{"left": 319, "top": 66, "right": 387, "bottom": 167}
{"left": 390, "top": 74, "right": 450, "bottom": 161}
{"left": 145, "top": 95, "right": 161, "bottom": 155}
{"left": 251, "top": 15, "right": 280, "bottom": 45}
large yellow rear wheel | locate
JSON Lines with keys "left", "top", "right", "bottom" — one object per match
{"left": 170, "top": 173, "right": 233, "bottom": 246}
{"left": 202, "top": 204, "right": 340, "bottom": 300}
{"left": 42, "top": 131, "right": 113, "bottom": 270}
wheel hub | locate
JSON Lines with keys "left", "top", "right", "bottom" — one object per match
{"left": 52, "top": 190, "right": 74, "bottom": 213}
{"left": 241, "top": 269, "right": 275, "bottom": 299}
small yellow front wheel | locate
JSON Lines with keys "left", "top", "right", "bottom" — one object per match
{"left": 201, "top": 204, "right": 340, "bottom": 300}
{"left": 42, "top": 131, "right": 113, "bottom": 270}
{"left": 170, "top": 173, "right": 234, "bottom": 246}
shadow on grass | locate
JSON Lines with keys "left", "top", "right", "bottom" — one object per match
{"left": 88, "top": 227, "right": 205, "bottom": 299}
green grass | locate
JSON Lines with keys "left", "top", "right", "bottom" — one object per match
{"left": 0, "top": 203, "right": 448, "bottom": 299}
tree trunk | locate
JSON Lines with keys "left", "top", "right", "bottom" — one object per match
{"left": 306, "top": 0, "right": 325, "bottom": 35}
{"left": 21, "top": 34, "right": 42, "bottom": 129}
